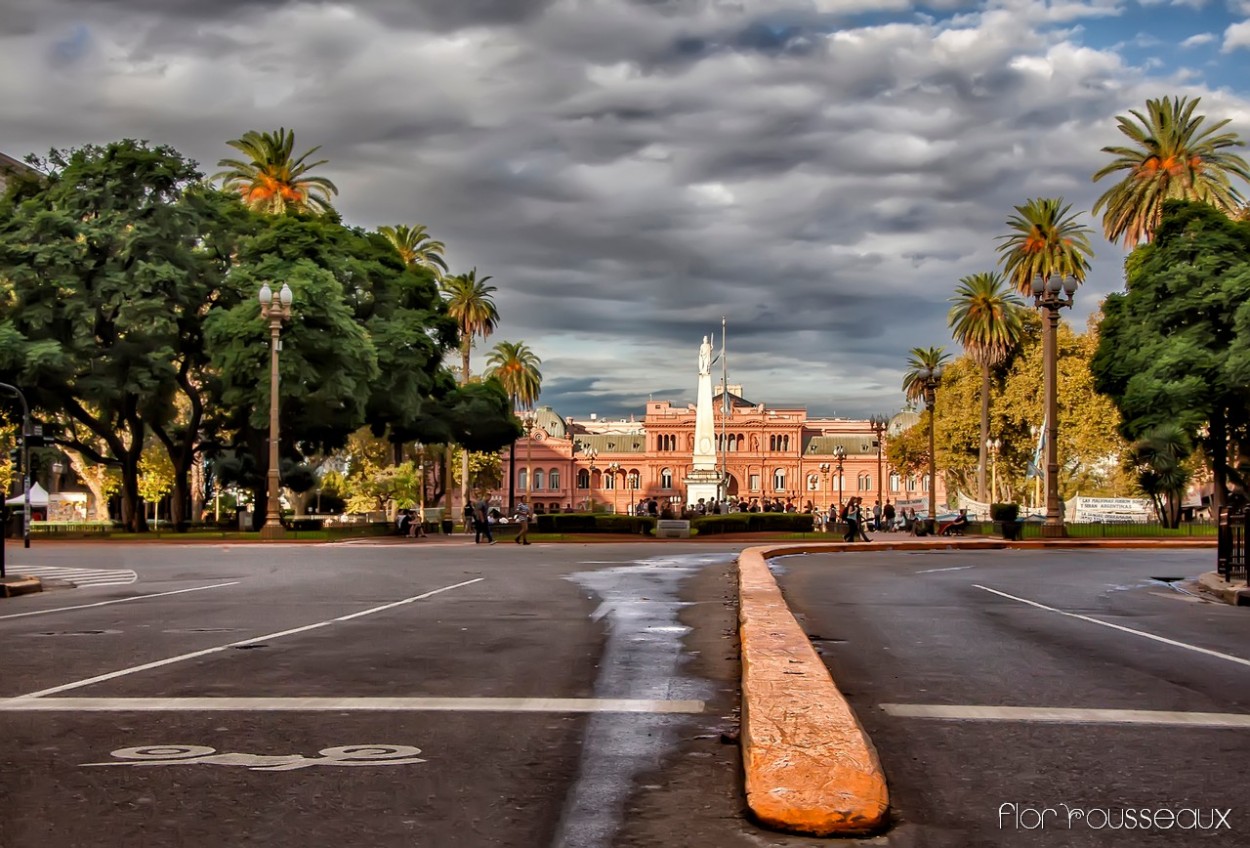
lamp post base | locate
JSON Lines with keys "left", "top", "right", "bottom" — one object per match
{"left": 1040, "top": 522, "right": 1067, "bottom": 539}
{"left": 259, "top": 521, "right": 287, "bottom": 540}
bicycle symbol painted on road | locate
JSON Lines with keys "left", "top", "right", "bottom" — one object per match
{"left": 81, "top": 744, "right": 426, "bottom": 771}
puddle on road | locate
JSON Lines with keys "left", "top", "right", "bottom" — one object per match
{"left": 552, "top": 552, "right": 734, "bottom": 848}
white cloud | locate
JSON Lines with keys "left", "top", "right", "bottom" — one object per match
{"left": 1224, "top": 20, "right": 1250, "bottom": 51}
{"left": 1181, "top": 32, "right": 1217, "bottom": 47}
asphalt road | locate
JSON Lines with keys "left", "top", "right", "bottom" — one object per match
{"left": 0, "top": 539, "right": 804, "bottom": 848}
{"left": 773, "top": 546, "right": 1249, "bottom": 848}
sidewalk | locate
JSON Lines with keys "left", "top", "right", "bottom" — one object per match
{"left": 0, "top": 574, "right": 42, "bottom": 597}
{"left": 1196, "top": 571, "right": 1250, "bottom": 606}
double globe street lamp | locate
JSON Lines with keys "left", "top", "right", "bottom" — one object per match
{"left": 916, "top": 363, "right": 944, "bottom": 535}
{"left": 259, "top": 282, "right": 293, "bottom": 540}
{"left": 1031, "top": 273, "right": 1078, "bottom": 537}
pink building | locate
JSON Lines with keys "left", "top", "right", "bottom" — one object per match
{"left": 493, "top": 387, "right": 947, "bottom": 515}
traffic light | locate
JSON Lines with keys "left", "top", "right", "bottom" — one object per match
{"left": 23, "top": 424, "right": 44, "bottom": 449}
{"left": 7, "top": 448, "right": 20, "bottom": 471}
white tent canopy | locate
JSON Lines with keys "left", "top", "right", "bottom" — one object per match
{"left": 6, "top": 482, "right": 49, "bottom": 506}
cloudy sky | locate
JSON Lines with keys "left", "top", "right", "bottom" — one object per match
{"left": 4, "top": 0, "right": 1250, "bottom": 421}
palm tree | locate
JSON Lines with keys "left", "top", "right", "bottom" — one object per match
{"left": 378, "top": 224, "right": 449, "bottom": 279}
{"left": 213, "top": 128, "right": 338, "bottom": 215}
{"left": 442, "top": 268, "right": 500, "bottom": 511}
{"left": 1126, "top": 424, "right": 1193, "bottom": 528}
{"left": 1092, "top": 96, "right": 1250, "bottom": 247}
{"left": 902, "top": 346, "right": 951, "bottom": 406}
{"left": 948, "top": 273, "right": 1025, "bottom": 503}
{"left": 997, "top": 198, "right": 1094, "bottom": 293}
{"left": 486, "top": 341, "right": 543, "bottom": 511}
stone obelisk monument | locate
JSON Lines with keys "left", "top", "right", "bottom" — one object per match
{"left": 684, "top": 334, "right": 722, "bottom": 506}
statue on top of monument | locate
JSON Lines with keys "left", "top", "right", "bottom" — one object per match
{"left": 698, "top": 335, "right": 712, "bottom": 376}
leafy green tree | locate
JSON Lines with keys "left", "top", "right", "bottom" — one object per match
{"left": 1092, "top": 200, "right": 1250, "bottom": 512}
{"left": 0, "top": 140, "right": 207, "bottom": 531}
{"left": 948, "top": 272, "right": 1025, "bottom": 501}
{"left": 213, "top": 128, "right": 338, "bottom": 215}
{"left": 138, "top": 444, "right": 175, "bottom": 524}
{"left": 1092, "top": 96, "right": 1250, "bottom": 248}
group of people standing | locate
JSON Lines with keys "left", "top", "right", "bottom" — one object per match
{"left": 462, "top": 497, "right": 531, "bottom": 545}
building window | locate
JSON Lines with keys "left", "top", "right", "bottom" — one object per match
{"left": 605, "top": 473, "right": 616, "bottom": 490}
{"left": 922, "top": 476, "right": 930, "bottom": 492}
{"left": 549, "top": 469, "right": 560, "bottom": 490}
{"left": 533, "top": 469, "right": 544, "bottom": 491}
{"left": 518, "top": 469, "right": 528, "bottom": 491}
{"left": 773, "top": 468, "right": 786, "bottom": 492}
{"left": 661, "top": 468, "right": 673, "bottom": 489}
{"left": 628, "top": 471, "right": 640, "bottom": 489}
{"left": 859, "top": 473, "right": 871, "bottom": 491}
{"left": 806, "top": 473, "right": 819, "bottom": 491}
{"left": 577, "top": 469, "right": 589, "bottom": 489}
{"left": 750, "top": 474, "right": 761, "bottom": 491}
{"left": 907, "top": 477, "right": 917, "bottom": 491}
{"left": 890, "top": 473, "right": 900, "bottom": 492}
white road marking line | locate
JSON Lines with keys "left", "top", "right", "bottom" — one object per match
{"left": 974, "top": 584, "right": 1250, "bottom": 669}
{"left": 17, "top": 577, "right": 485, "bottom": 699}
{"left": 0, "top": 696, "right": 704, "bottom": 714}
{"left": 0, "top": 582, "right": 241, "bottom": 621}
{"left": 881, "top": 704, "right": 1250, "bottom": 728}
{"left": 917, "top": 565, "right": 975, "bottom": 574}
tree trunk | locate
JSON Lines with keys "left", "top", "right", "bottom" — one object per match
{"left": 1210, "top": 412, "right": 1228, "bottom": 516}
{"left": 978, "top": 363, "right": 989, "bottom": 503}
{"left": 460, "top": 344, "right": 471, "bottom": 515}
{"left": 190, "top": 457, "right": 204, "bottom": 525}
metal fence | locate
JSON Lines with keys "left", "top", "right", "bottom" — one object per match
{"left": 1014, "top": 521, "right": 1218, "bottom": 540}
{"left": 1217, "top": 508, "right": 1247, "bottom": 584}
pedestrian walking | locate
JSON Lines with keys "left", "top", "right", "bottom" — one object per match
{"left": 514, "top": 497, "right": 532, "bottom": 545}
{"left": 474, "top": 499, "right": 495, "bottom": 544}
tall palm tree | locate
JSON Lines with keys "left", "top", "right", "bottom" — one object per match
{"left": 378, "top": 224, "right": 449, "bottom": 279}
{"left": 997, "top": 197, "right": 1094, "bottom": 293}
{"left": 442, "top": 268, "right": 500, "bottom": 511}
{"left": 486, "top": 341, "right": 543, "bottom": 511}
{"left": 948, "top": 273, "right": 1025, "bottom": 503}
{"left": 1092, "top": 95, "right": 1250, "bottom": 247}
{"left": 213, "top": 128, "right": 338, "bottom": 215}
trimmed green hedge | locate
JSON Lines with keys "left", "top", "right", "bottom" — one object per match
{"left": 534, "top": 513, "right": 656, "bottom": 534}
{"left": 691, "top": 512, "right": 815, "bottom": 535}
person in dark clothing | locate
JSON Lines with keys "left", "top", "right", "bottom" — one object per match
{"left": 883, "top": 501, "right": 896, "bottom": 532}
{"left": 474, "top": 499, "right": 495, "bottom": 544}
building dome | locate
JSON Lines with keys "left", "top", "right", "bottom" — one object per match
{"left": 888, "top": 409, "right": 921, "bottom": 437}
{"left": 533, "top": 406, "right": 568, "bottom": 439}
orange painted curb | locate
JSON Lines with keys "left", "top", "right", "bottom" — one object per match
{"left": 737, "top": 546, "right": 888, "bottom": 836}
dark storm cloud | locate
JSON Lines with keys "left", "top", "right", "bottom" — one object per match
{"left": 3, "top": 0, "right": 1246, "bottom": 418}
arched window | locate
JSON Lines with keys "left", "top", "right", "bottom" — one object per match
{"left": 577, "top": 469, "right": 589, "bottom": 489}
{"left": 922, "top": 476, "right": 930, "bottom": 492}
{"left": 859, "top": 473, "right": 871, "bottom": 491}
{"left": 661, "top": 468, "right": 673, "bottom": 489}
{"left": 518, "top": 469, "right": 528, "bottom": 491}
{"left": 627, "top": 470, "right": 640, "bottom": 489}
{"left": 907, "top": 477, "right": 917, "bottom": 491}
{"left": 807, "top": 473, "right": 820, "bottom": 491}
{"left": 533, "top": 469, "right": 544, "bottom": 491}
{"left": 890, "top": 473, "right": 900, "bottom": 492}
{"left": 773, "top": 468, "right": 786, "bottom": 492}
{"left": 549, "top": 469, "right": 560, "bottom": 490}
{"left": 605, "top": 473, "right": 616, "bottom": 490}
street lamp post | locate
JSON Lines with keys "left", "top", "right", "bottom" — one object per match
{"left": 258, "top": 282, "right": 293, "bottom": 540}
{"left": 869, "top": 414, "right": 888, "bottom": 516}
{"left": 1031, "top": 273, "right": 1077, "bottom": 537}
{"left": 986, "top": 438, "right": 1002, "bottom": 505}
{"left": 833, "top": 445, "right": 846, "bottom": 513}
{"left": 606, "top": 462, "right": 622, "bottom": 514}
{"left": 819, "top": 463, "right": 831, "bottom": 511}
{"left": 584, "top": 447, "right": 598, "bottom": 512}
{"left": 917, "top": 364, "right": 945, "bottom": 535}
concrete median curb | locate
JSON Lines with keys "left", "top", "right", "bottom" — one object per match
{"left": 737, "top": 545, "right": 888, "bottom": 836}
{"left": 1, "top": 575, "right": 43, "bottom": 598}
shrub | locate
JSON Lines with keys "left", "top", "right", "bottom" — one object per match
{"left": 691, "top": 512, "right": 815, "bottom": 535}
{"left": 991, "top": 503, "right": 1020, "bottom": 522}
{"left": 534, "top": 512, "right": 656, "bottom": 534}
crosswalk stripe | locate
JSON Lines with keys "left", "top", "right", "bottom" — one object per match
{"left": 10, "top": 565, "right": 138, "bottom": 586}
